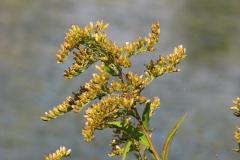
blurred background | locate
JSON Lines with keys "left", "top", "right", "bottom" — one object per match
{"left": 0, "top": 0, "right": 239, "bottom": 159}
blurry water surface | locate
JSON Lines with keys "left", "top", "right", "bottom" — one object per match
{"left": 0, "top": 0, "right": 239, "bottom": 159}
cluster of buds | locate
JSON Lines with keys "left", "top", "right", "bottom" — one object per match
{"left": 41, "top": 64, "right": 110, "bottom": 121}
{"left": 64, "top": 48, "right": 97, "bottom": 79}
{"left": 122, "top": 22, "right": 160, "bottom": 55}
{"left": 231, "top": 97, "right": 240, "bottom": 117}
{"left": 149, "top": 97, "right": 161, "bottom": 117}
{"left": 230, "top": 97, "right": 240, "bottom": 152}
{"left": 145, "top": 45, "right": 186, "bottom": 79}
{"left": 82, "top": 95, "right": 135, "bottom": 141}
{"left": 110, "top": 72, "right": 148, "bottom": 92}
{"left": 42, "top": 21, "right": 186, "bottom": 159}
{"left": 234, "top": 128, "right": 240, "bottom": 151}
{"left": 71, "top": 64, "right": 110, "bottom": 112}
{"left": 56, "top": 21, "right": 109, "bottom": 63}
{"left": 56, "top": 21, "right": 163, "bottom": 80}
{"left": 44, "top": 146, "right": 71, "bottom": 160}
{"left": 41, "top": 96, "right": 74, "bottom": 121}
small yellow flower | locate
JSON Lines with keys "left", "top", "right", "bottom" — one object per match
{"left": 82, "top": 95, "right": 122, "bottom": 141}
{"left": 44, "top": 146, "right": 71, "bottom": 160}
{"left": 147, "top": 22, "right": 160, "bottom": 52}
{"left": 108, "top": 144, "right": 124, "bottom": 157}
{"left": 72, "top": 64, "right": 110, "bottom": 112}
{"left": 125, "top": 72, "right": 148, "bottom": 89}
{"left": 116, "top": 54, "right": 132, "bottom": 68}
{"left": 82, "top": 94, "right": 138, "bottom": 141}
{"left": 41, "top": 96, "right": 74, "bottom": 121}
{"left": 149, "top": 97, "right": 161, "bottom": 117}
{"left": 230, "top": 97, "right": 240, "bottom": 117}
{"left": 110, "top": 81, "right": 127, "bottom": 92}
{"left": 235, "top": 128, "right": 240, "bottom": 143}
{"left": 64, "top": 48, "right": 97, "bottom": 79}
{"left": 234, "top": 128, "right": 240, "bottom": 152}
{"left": 145, "top": 45, "right": 186, "bottom": 78}
{"left": 122, "top": 22, "right": 160, "bottom": 56}
{"left": 56, "top": 25, "right": 82, "bottom": 63}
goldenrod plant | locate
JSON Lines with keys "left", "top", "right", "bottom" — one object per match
{"left": 230, "top": 97, "right": 240, "bottom": 152}
{"left": 41, "top": 21, "right": 187, "bottom": 160}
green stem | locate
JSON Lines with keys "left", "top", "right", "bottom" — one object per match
{"left": 140, "top": 125, "right": 161, "bottom": 160}
{"left": 134, "top": 108, "right": 161, "bottom": 160}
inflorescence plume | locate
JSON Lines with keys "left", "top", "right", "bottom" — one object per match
{"left": 42, "top": 21, "right": 186, "bottom": 160}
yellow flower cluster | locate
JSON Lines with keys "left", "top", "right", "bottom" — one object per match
{"left": 56, "top": 25, "right": 82, "bottom": 63}
{"left": 235, "top": 128, "right": 240, "bottom": 144}
{"left": 234, "top": 127, "right": 240, "bottom": 152}
{"left": 231, "top": 97, "right": 240, "bottom": 152}
{"left": 42, "top": 21, "right": 187, "bottom": 159}
{"left": 82, "top": 95, "right": 135, "bottom": 141}
{"left": 56, "top": 21, "right": 162, "bottom": 80}
{"left": 109, "top": 72, "right": 148, "bottom": 105}
{"left": 56, "top": 21, "right": 109, "bottom": 63}
{"left": 149, "top": 97, "right": 161, "bottom": 117}
{"left": 125, "top": 72, "right": 148, "bottom": 89}
{"left": 108, "top": 138, "right": 125, "bottom": 157}
{"left": 123, "top": 22, "right": 160, "bottom": 55}
{"left": 64, "top": 48, "right": 97, "bottom": 79}
{"left": 72, "top": 64, "right": 110, "bottom": 112}
{"left": 145, "top": 45, "right": 186, "bottom": 78}
{"left": 230, "top": 97, "right": 240, "bottom": 117}
{"left": 110, "top": 72, "right": 147, "bottom": 91}
{"left": 41, "top": 96, "right": 74, "bottom": 121}
{"left": 41, "top": 64, "right": 109, "bottom": 121}
{"left": 44, "top": 146, "right": 71, "bottom": 160}
{"left": 108, "top": 144, "right": 124, "bottom": 157}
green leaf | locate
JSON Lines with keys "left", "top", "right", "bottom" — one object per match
{"left": 108, "top": 121, "right": 122, "bottom": 128}
{"left": 142, "top": 101, "right": 151, "bottom": 129}
{"left": 122, "top": 141, "right": 132, "bottom": 160}
{"left": 107, "top": 121, "right": 149, "bottom": 147}
{"left": 139, "top": 134, "right": 149, "bottom": 147}
{"left": 104, "top": 64, "right": 118, "bottom": 76}
{"left": 162, "top": 113, "right": 187, "bottom": 160}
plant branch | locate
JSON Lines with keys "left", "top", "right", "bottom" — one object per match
{"left": 134, "top": 108, "right": 161, "bottom": 160}
{"left": 140, "top": 124, "right": 161, "bottom": 160}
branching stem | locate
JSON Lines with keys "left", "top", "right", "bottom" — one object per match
{"left": 140, "top": 125, "right": 161, "bottom": 160}
{"left": 134, "top": 108, "right": 161, "bottom": 160}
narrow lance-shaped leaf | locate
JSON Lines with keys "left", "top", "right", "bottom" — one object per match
{"left": 162, "top": 113, "right": 187, "bottom": 160}
{"left": 142, "top": 101, "right": 151, "bottom": 129}
{"left": 122, "top": 141, "right": 132, "bottom": 160}
{"left": 103, "top": 64, "right": 118, "bottom": 76}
